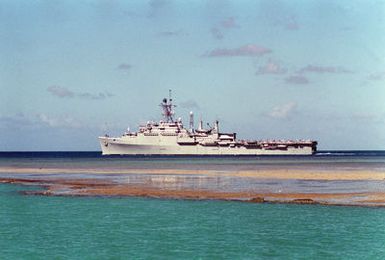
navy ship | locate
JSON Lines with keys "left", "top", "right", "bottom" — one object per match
{"left": 99, "top": 92, "right": 317, "bottom": 155}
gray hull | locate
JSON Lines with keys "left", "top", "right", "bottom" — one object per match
{"left": 99, "top": 137, "right": 315, "bottom": 156}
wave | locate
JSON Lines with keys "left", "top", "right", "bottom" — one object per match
{"left": 316, "top": 152, "right": 356, "bottom": 156}
{"left": 316, "top": 151, "right": 385, "bottom": 157}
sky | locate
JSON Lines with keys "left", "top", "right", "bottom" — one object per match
{"left": 1, "top": 0, "right": 385, "bottom": 151}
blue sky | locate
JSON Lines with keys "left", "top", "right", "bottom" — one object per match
{"left": 1, "top": 0, "right": 385, "bottom": 151}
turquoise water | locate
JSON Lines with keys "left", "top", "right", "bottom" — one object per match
{"left": 1, "top": 184, "right": 385, "bottom": 259}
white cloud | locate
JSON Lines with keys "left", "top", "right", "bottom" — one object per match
{"left": 47, "top": 86, "right": 113, "bottom": 100}
{"left": 117, "top": 63, "right": 132, "bottom": 70}
{"left": 256, "top": 59, "right": 287, "bottom": 75}
{"left": 220, "top": 17, "right": 239, "bottom": 29}
{"left": 298, "top": 64, "right": 353, "bottom": 74}
{"left": 284, "top": 75, "right": 309, "bottom": 84}
{"left": 157, "top": 30, "right": 183, "bottom": 37}
{"left": 0, "top": 113, "right": 33, "bottom": 129}
{"left": 203, "top": 44, "right": 272, "bottom": 57}
{"left": 47, "top": 86, "right": 75, "bottom": 98}
{"left": 148, "top": 0, "right": 169, "bottom": 18}
{"left": 37, "top": 114, "right": 82, "bottom": 128}
{"left": 1, "top": 113, "right": 84, "bottom": 130}
{"left": 179, "top": 99, "right": 200, "bottom": 110}
{"left": 78, "top": 92, "right": 114, "bottom": 100}
{"left": 267, "top": 102, "right": 298, "bottom": 119}
{"left": 368, "top": 71, "right": 385, "bottom": 81}
{"left": 210, "top": 27, "right": 224, "bottom": 40}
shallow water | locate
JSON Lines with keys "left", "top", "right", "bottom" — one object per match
{"left": 2, "top": 151, "right": 385, "bottom": 196}
{"left": 1, "top": 151, "right": 385, "bottom": 172}
{"left": 1, "top": 152, "right": 385, "bottom": 257}
{"left": 1, "top": 183, "right": 385, "bottom": 259}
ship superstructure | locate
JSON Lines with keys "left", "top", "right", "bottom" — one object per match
{"left": 99, "top": 93, "right": 317, "bottom": 155}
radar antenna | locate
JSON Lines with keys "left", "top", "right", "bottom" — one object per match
{"left": 160, "top": 89, "right": 176, "bottom": 122}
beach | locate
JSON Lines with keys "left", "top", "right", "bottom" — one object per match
{"left": 1, "top": 152, "right": 385, "bottom": 206}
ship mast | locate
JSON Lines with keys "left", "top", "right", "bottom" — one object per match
{"left": 160, "top": 89, "right": 176, "bottom": 123}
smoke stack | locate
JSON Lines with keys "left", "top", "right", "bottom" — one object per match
{"left": 189, "top": 111, "right": 194, "bottom": 132}
{"left": 214, "top": 120, "right": 219, "bottom": 132}
{"left": 199, "top": 119, "right": 203, "bottom": 130}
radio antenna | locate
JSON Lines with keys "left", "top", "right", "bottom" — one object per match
{"left": 160, "top": 90, "right": 176, "bottom": 122}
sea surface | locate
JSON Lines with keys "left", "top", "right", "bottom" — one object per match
{"left": 1, "top": 151, "right": 385, "bottom": 172}
{"left": 1, "top": 151, "right": 385, "bottom": 258}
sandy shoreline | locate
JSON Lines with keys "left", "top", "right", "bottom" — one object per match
{"left": 1, "top": 176, "right": 385, "bottom": 207}
{"left": 1, "top": 166, "right": 385, "bottom": 180}
{"left": 1, "top": 165, "right": 385, "bottom": 206}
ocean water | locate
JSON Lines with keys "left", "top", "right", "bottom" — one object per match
{"left": 1, "top": 151, "right": 385, "bottom": 172}
{"left": 1, "top": 184, "right": 385, "bottom": 259}
{"left": 1, "top": 151, "right": 385, "bottom": 196}
{"left": 1, "top": 151, "right": 385, "bottom": 258}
